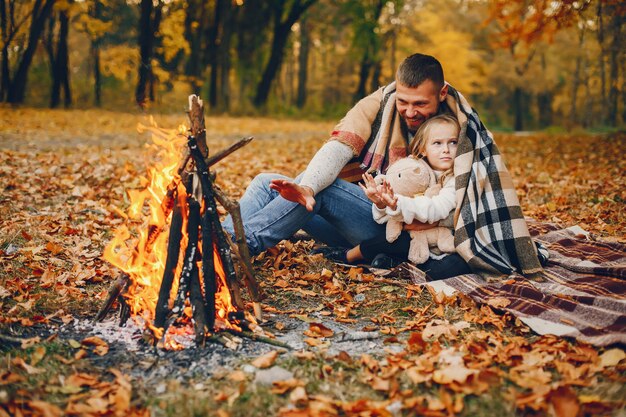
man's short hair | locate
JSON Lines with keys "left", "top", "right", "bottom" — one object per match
{"left": 396, "top": 53, "right": 444, "bottom": 89}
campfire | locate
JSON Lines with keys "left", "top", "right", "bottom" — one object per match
{"left": 96, "top": 95, "right": 268, "bottom": 350}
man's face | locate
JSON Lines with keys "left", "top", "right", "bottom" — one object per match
{"left": 395, "top": 80, "right": 448, "bottom": 132}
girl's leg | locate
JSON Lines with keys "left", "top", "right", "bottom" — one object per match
{"left": 360, "top": 232, "right": 412, "bottom": 261}
{"left": 418, "top": 254, "right": 472, "bottom": 280}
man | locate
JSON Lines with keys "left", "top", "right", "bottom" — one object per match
{"left": 223, "top": 53, "right": 543, "bottom": 279}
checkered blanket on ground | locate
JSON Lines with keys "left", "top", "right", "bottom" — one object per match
{"left": 390, "top": 221, "right": 626, "bottom": 346}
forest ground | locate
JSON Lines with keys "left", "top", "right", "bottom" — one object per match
{"left": 0, "top": 109, "right": 624, "bottom": 417}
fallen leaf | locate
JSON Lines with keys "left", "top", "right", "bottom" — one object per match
{"left": 228, "top": 370, "right": 247, "bottom": 382}
{"left": 599, "top": 348, "right": 625, "bottom": 368}
{"left": 433, "top": 365, "right": 476, "bottom": 384}
{"left": 251, "top": 351, "right": 279, "bottom": 369}
{"left": 28, "top": 400, "right": 63, "bottom": 417}
{"left": 272, "top": 378, "right": 305, "bottom": 395}
{"left": 289, "top": 386, "right": 308, "bottom": 404}
{"left": 30, "top": 345, "right": 46, "bottom": 366}
{"left": 13, "top": 357, "right": 44, "bottom": 374}
{"left": 303, "top": 322, "right": 334, "bottom": 338}
{"left": 549, "top": 386, "right": 580, "bottom": 417}
{"left": 82, "top": 336, "right": 109, "bottom": 356}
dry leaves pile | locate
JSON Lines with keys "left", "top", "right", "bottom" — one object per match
{"left": 233, "top": 239, "right": 625, "bottom": 416}
{"left": 0, "top": 109, "right": 624, "bottom": 416}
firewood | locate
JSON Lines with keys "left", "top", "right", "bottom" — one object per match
{"left": 187, "top": 95, "right": 208, "bottom": 158}
{"left": 201, "top": 210, "right": 216, "bottom": 332}
{"left": 154, "top": 201, "right": 184, "bottom": 329}
{"left": 223, "top": 329, "right": 292, "bottom": 350}
{"left": 161, "top": 185, "right": 199, "bottom": 339}
{"left": 212, "top": 184, "right": 261, "bottom": 304}
{"left": 187, "top": 200, "right": 208, "bottom": 346}
{"left": 94, "top": 273, "right": 130, "bottom": 323}
{"left": 187, "top": 136, "right": 244, "bottom": 311}
{"left": 205, "top": 136, "right": 253, "bottom": 168}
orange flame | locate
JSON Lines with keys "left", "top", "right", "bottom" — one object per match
{"left": 103, "top": 118, "right": 239, "bottom": 348}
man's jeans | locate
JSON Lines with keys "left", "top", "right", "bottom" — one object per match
{"left": 222, "top": 173, "right": 385, "bottom": 256}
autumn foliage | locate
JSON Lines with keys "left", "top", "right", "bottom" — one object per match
{"left": 0, "top": 109, "right": 624, "bottom": 416}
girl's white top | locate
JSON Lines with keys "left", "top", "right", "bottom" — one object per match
{"left": 372, "top": 171, "right": 456, "bottom": 225}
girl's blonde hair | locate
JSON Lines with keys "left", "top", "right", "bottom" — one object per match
{"left": 408, "top": 114, "right": 460, "bottom": 185}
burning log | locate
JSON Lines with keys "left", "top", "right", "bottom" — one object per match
{"left": 201, "top": 206, "right": 216, "bottom": 332}
{"left": 187, "top": 135, "right": 244, "bottom": 311}
{"left": 154, "top": 200, "right": 183, "bottom": 329}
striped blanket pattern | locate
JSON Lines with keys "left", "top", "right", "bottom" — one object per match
{"left": 445, "top": 86, "right": 542, "bottom": 276}
{"left": 392, "top": 222, "right": 626, "bottom": 346}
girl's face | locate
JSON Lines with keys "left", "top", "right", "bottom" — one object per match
{"left": 421, "top": 122, "right": 459, "bottom": 171}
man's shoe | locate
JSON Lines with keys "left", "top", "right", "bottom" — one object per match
{"left": 310, "top": 246, "right": 349, "bottom": 263}
{"left": 370, "top": 253, "right": 401, "bottom": 270}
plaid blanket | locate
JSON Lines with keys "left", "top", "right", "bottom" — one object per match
{"left": 445, "top": 87, "right": 542, "bottom": 276}
{"left": 390, "top": 222, "right": 626, "bottom": 346}
{"left": 331, "top": 82, "right": 410, "bottom": 183}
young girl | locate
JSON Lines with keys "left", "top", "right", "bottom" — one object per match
{"left": 320, "top": 114, "right": 465, "bottom": 274}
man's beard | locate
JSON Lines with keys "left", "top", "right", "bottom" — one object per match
{"left": 402, "top": 115, "right": 425, "bottom": 133}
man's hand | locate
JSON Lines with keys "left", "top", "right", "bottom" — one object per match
{"left": 404, "top": 221, "right": 438, "bottom": 231}
{"left": 269, "top": 179, "right": 316, "bottom": 212}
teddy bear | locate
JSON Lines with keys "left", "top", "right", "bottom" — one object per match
{"left": 378, "top": 156, "right": 455, "bottom": 264}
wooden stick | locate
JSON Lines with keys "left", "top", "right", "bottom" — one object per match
{"left": 154, "top": 201, "right": 184, "bottom": 329}
{"left": 94, "top": 273, "right": 130, "bottom": 322}
{"left": 188, "top": 136, "right": 244, "bottom": 311}
{"left": 176, "top": 136, "right": 253, "bottom": 177}
{"left": 223, "top": 329, "right": 292, "bottom": 350}
{"left": 201, "top": 210, "right": 216, "bottom": 333}
{"left": 119, "top": 295, "right": 131, "bottom": 327}
{"left": 161, "top": 179, "right": 197, "bottom": 338}
{"left": 188, "top": 95, "right": 208, "bottom": 158}
{"left": 205, "top": 136, "right": 253, "bottom": 168}
{"left": 187, "top": 200, "right": 208, "bottom": 346}
{"left": 213, "top": 184, "right": 261, "bottom": 305}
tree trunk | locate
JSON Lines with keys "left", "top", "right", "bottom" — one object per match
{"left": 352, "top": 0, "right": 384, "bottom": 101}
{"left": 369, "top": 60, "right": 381, "bottom": 92}
{"left": 296, "top": 13, "right": 309, "bottom": 109}
{"left": 253, "top": 11, "right": 291, "bottom": 106}
{"left": 253, "top": 0, "right": 317, "bottom": 107}
{"left": 536, "top": 53, "right": 552, "bottom": 128}
{"left": 206, "top": 0, "right": 224, "bottom": 109}
{"left": 50, "top": 5, "right": 71, "bottom": 108}
{"left": 91, "top": 0, "right": 102, "bottom": 106}
{"left": 513, "top": 87, "right": 524, "bottom": 131}
{"left": 596, "top": 1, "right": 606, "bottom": 124}
{"left": 218, "top": 0, "right": 235, "bottom": 111}
{"left": 135, "top": 0, "right": 162, "bottom": 108}
{"left": 6, "top": 0, "right": 56, "bottom": 104}
{"left": 184, "top": 0, "right": 205, "bottom": 94}
{"left": 607, "top": 10, "right": 623, "bottom": 126}
{"left": 568, "top": 26, "right": 584, "bottom": 128}
{"left": 0, "top": 0, "right": 8, "bottom": 101}
{"left": 353, "top": 54, "right": 372, "bottom": 102}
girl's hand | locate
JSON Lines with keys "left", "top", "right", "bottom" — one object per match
{"left": 380, "top": 179, "right": 398, "bottom": 211}
{"left": 359, "top": 173, "right": 385, "bottom": 209}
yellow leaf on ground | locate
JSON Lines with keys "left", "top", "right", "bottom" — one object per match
{"left": 289, "top": 386, "right": 308, "bottom": 404}
{"left": 599, "top": 348, "right": 625, "bottom": 368}
{"left": 28, "top": 400, "right": 63, "bottom": 417}
{"left": 251, "top": 350, "right": 278, "bottom": 368}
